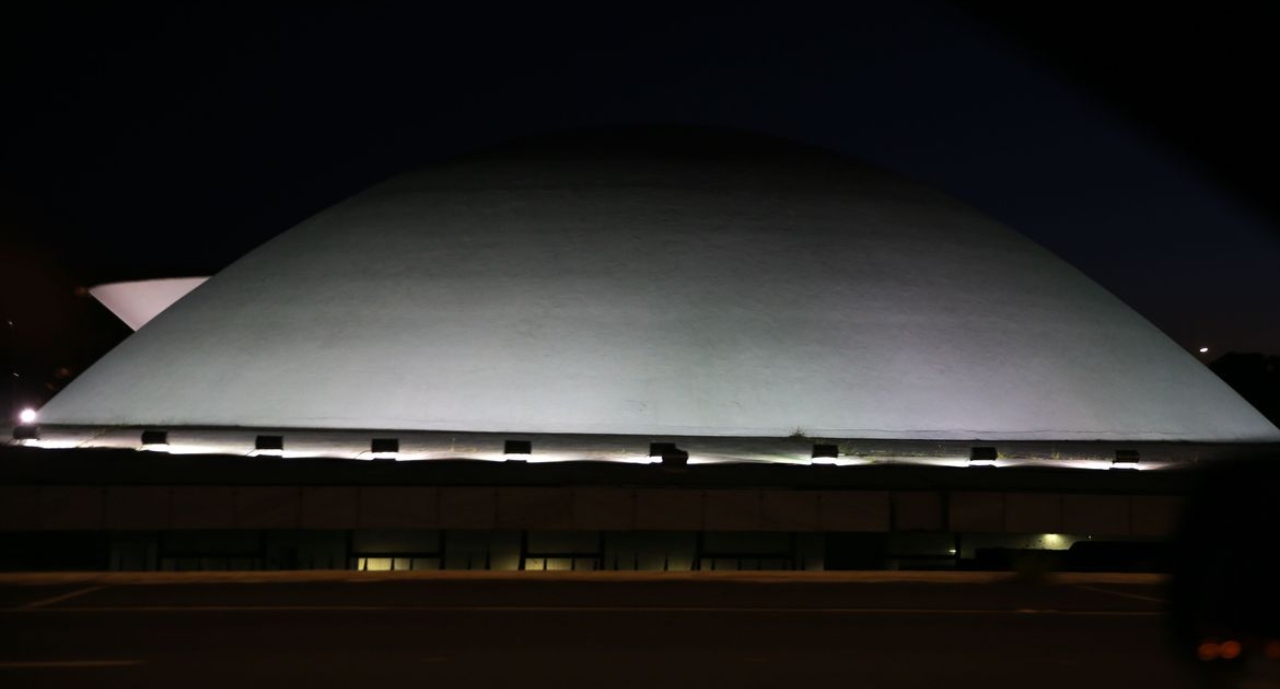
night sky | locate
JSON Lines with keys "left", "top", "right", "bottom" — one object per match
{"left": 2, "top": 1, "right": 1278, "bottom": 414}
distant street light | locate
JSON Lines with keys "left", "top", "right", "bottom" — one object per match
{"left": 1198, "top": 347, "right": 1210, "bottom": 354}
{"left": 18, "top": 408, "right": 37, "bottom": 424}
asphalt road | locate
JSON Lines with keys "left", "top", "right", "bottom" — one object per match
{"left": 0, "top": 575, "right": 1195, "bottom": 689}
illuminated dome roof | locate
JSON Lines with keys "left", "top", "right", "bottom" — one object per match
{"left": 38, "top": 128, "right": 1280, "bottom": 442}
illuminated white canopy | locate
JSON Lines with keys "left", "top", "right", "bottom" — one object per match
{"left": 89, "top": 277, "right": 209, "bottom": 330}
{"left": 39, "top": 129, "right": 1280, "bottom": 442}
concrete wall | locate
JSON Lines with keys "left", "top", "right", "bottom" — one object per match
{"left": 0, "top": 486, "right": 1183, "bottom": 537}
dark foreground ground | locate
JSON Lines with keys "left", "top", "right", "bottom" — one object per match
{"left": 0, "top": 573, "right": 1201, "bottom": 689}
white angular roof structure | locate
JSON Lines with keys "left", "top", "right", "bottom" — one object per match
{"left": 89, "top": 277, "right": 209, "bottom": 331}
{"left": 38, "top": 129, "right": 1280, "bottom": 442}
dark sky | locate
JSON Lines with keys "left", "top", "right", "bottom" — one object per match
{"left": 2, "top": 0, "right": 1278, "bottom": 412}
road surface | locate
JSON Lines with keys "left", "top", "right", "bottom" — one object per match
{"left": 0, "top": 573, "right": 1195, "bottom": 688}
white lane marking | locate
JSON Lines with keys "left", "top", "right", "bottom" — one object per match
{"left": 1076, "top": 585, "right": 1165, "bottom": 604}
{"left": 23, "top": 586, "right": 106, "bottom": 609}
{"left": 0, "top": 660, "right": 142, "bottom": 669}
{"left": 3, "top": 604, "right": 1161, "bottom": 616}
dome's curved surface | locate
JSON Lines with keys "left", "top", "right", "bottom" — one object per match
{"left": 39, "top": 129, "right": 1280, "bottom": 441}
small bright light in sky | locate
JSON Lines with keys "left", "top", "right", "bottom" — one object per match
{"left": 18, "top": 408, "right": 37, "bottom": 424}
{"left": 1199, "top": 347, "right": 1209, "bottom": 353}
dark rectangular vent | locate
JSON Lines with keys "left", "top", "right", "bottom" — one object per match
{"left": 12, "top": 425, "right": 38, "bottom": 441}
{"left": 1113, "top": 449, "right": 1140, "bottom": 469}
{"left": 649, "top": 442, "right": 677, "bottom": 458}
{"left": 255, "top": 435, "right": 284, "bottom": 452}
{"left": 504, "top": 440, "right": 532, "bottom": 456}
{"left": 969, "top": 446, "right": 998, "bottom": 466}
{"left": 661, "top": 448, "right": 689, "bottom": 467}
{"left": 811, "top": 444, "right": 839, "bottom": 459}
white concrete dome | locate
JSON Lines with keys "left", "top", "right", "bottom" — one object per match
{"left": 38, "top": 128, "right": 1280, "bottom": 442}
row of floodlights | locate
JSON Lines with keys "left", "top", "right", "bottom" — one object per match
{"left": 135, "top": 431, "right": 693, "bottom": 465}
{"left": 966, "top": 446, "right": 1140, "bottom": 469}
{"left": 817, "top": 444, "right": 1139, "bottom": 469}
{"left": 140, "top": 431, "right": 417, "bottom": 460}
{"left": 14, "top": 427, "right": 1140, "bottom": 469}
